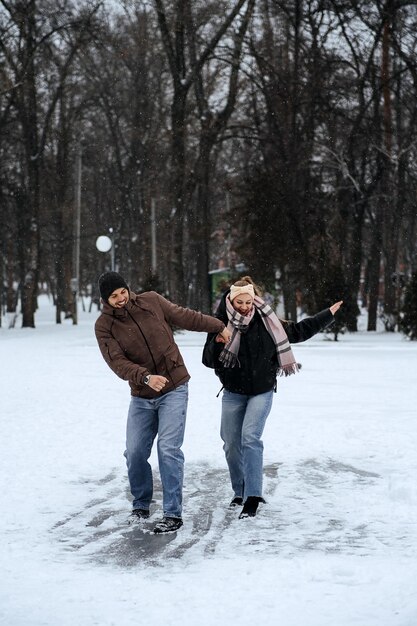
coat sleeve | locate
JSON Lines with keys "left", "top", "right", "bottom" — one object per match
{"left": 282, "top": 308, "right": 334, "bottom": 344}
{"left": 95, "top": 319, "right": 149, "bottom": 387}
{"left": 156, "top": 293, "right": 225, "bottom": 334}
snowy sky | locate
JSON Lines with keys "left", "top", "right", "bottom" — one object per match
{"left": 1, "top": 296, "right": 417, "bottom": 626}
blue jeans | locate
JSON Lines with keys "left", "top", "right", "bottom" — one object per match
{"left": 221, "top": 390, "right": 273, "bottom": 501}
{"left": 125, "top": 383, "right": 188, "bottom": 518}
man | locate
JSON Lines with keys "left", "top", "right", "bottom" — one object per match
{"left": 95, "top": 272, "right": 231, "bottom": 534}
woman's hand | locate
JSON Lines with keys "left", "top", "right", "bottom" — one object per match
{"left": 330, "top": 301, "right": 343, "bottom": 315}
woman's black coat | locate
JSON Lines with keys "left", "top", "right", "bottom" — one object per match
{"left": 202, "top": 294, "right": 334, "bottom": 396}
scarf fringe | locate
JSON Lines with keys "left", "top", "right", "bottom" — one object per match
{"left": 218, "top": 349, "right": 240, "bottom": 368}
{"left": 277, "top": 363, "right": 302, "bottom": 377}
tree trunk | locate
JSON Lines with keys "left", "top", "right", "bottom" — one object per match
{"left": 367, "top": 215, "right": 383, "bottom": 331}
{"left": 189, "top": 132, "right": 212, "bottom": 311}
{"left": 169, "top": 88, "right": 188, "bottom": 303}
{"left": 380, "top": 1, "right": 396, "bottom": 324}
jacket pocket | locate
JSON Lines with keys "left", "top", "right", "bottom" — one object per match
{"left": 164, "top": 343, "right": 184, "bottom": 368}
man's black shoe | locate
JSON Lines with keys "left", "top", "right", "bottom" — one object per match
{"left": 128, "top": 508, "right": 150, "bottom": 524}
{"left": 229, "top": 496, "right": 243, "bottom": 508}
{"left": 239, "top": 496, "right": 265, "bottom": 519}
{"left": 154, "top": 517, "right": 183, "bottom": 534}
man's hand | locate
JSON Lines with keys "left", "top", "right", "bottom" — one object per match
{"left": 147, "top": 375, "right": 169, "bottom": 392}
{"left": 216, "top": 327, "right": 232, "bottom": 344}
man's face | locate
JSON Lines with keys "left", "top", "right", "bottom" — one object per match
{"left": 108, "top": 287, "right": 129, "bottom": 308}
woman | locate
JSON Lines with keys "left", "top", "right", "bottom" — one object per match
{"left": 203, "top": 276, "right": 342, "bottom": 519}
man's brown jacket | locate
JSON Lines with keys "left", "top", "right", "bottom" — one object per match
{"left": 95, "top": 290, "right": 225, "bottom": 398}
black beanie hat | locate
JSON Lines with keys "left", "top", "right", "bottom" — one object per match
{"left": 98, "top": 272, "right": 129, "bottom": 302}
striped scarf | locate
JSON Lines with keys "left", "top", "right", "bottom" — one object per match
{"left": 218, "top": 295, "right": 300, "bottom": 377}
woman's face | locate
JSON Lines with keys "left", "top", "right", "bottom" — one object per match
{"left": 232, "top": 294, "right": 254, "bottom": 316}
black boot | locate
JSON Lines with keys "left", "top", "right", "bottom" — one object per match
{"left": 128, "top": 508, "right": 150, "bottom": 524}
{"left": 239, "top": 496, "right": 264, "bottom": 519}
{"left": 154, "top": 517, "right": 183, "bottom": 534}
{"left": 229, "top": 496, "right": 243, "bottom": 508}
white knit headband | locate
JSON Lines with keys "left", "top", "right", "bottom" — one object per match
{"left": 229, "top": 284, "right": 255, "bottom": 302}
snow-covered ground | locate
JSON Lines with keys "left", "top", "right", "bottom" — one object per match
{"left": 1, "top": 296, "right": 417, "bottom": 626}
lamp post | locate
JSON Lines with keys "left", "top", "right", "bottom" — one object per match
{"left": 72, "top": 144, "right": 82, "bottom": 325}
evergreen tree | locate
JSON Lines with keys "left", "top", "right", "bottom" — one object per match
{"left": 311, "top": 264, "right": 359, "bottom": 341}
{"left": 400, "top": 272, "right": 417, "bottom": 340}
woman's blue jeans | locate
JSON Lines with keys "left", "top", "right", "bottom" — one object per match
{"left": 221, "top": 389, "right": 273, "bottom": 501}
{"left": 125, "top": 383, "right": 188, "bottom": 518}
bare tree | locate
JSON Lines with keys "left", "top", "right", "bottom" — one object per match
{"left": 0, "top": 0, "right": 101, "bottom": 326}
{"left": 153, "top": 0, "right": 251, "bottom": 304}
{"left": 185, "top": 0, "right": 256, "bottom": 311}
{"left": 77, "top": 4, "right": 170, "bottom": 293}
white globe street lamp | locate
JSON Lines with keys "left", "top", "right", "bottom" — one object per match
{"left": 96, "top": 235, "right": 112, "bottom": 253}
{"left": 96, "top": 233, "right": 115, "bottom": 270}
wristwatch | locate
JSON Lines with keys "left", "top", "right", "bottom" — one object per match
{"left": 143, "top": 374, "right": 151, "bottom": 386}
